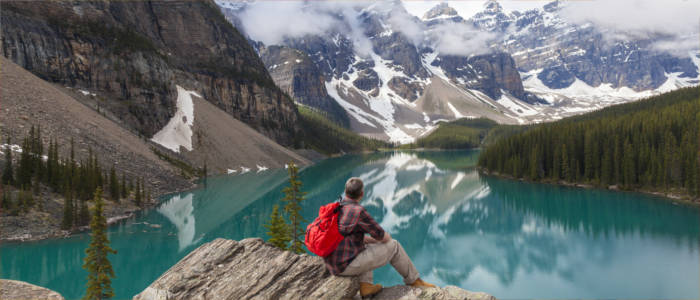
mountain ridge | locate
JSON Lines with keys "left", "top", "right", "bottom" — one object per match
{"left": 218, "top": 0, "right": 699, "bottom": 143}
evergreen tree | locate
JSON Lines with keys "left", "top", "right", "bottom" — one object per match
{"left": 82, "top": 188, "right": 117, "bottom": 300}
{"left": 17, "top": 137, "right": 33, "bottom": 187}
{"left": 120, "top": 173, "right": 127, "bottom": 199}
{"left": 109, "top": 165, "right": 119, "bottom": 202}
{"left": 79, "top": 198, "right": 90, "bottom": 227}
{"left": 264, "top": 204, "right": 291, "bottom": 250}
{"left": 134, "top": 179, "right": 142, "bottom": 207}
{"left": 281, "top": 162, "right": 306, "bottom": 254}
{"left": 1, "top": 185, "right": 10, "bottom": 210}
{"left": 2, "top": 137, "right": 14, "bottom": 185}
{"left": 62, "top": 187, "right": 74, "bottom": 230}
{"left": 477, "top": 86, "right": 700, "bottom": 198}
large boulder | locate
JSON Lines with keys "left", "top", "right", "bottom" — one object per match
{"left": 134, "top": 238, "right": 497, "bottom": 300}
{"left": 133, "top": 238, "right": 359, "bottom": 300}
{"left": 0, "top": 279, "right": 64, "bottom": 300}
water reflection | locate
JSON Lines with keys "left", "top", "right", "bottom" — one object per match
{"left": 1, "top": 150, "right": 698, "bottom": 299}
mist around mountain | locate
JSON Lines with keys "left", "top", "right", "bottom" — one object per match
{"left": 218, "top": 0, "right": 700, "bottom": 144}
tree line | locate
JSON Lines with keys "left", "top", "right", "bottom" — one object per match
{"left": 296, "top": 105, "right": 390, "bottom": 154}
{"left": 478, "top": 87, "right": 700, "bottom": 198}
{"left": 405, "top": 118, "right": 497, "bottom": 149}
{"left": 1, "top": 126, "right": 151, "bottom": 228}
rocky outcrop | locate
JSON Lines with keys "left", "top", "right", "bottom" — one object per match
{"left": 0, "top": 279, "right": 64, "bottom": 300}
{"left": 260, "top": 45, "right": 349, "bottom": 125}
{"left": 434, "top": 53, "right": 526, "bottom": 100}
{"left": 1, "top": 0, "right": 298, "bottom": 145}
{"left": 133, "top": 238, "right": 359, "bottom": 300}
{"left": 134, "top": 238, "right": 496, "bottom": 300}
{"left": 374, "top": 285, "right": 496, "bottom": 300}
{"left": 470, "top": 0, "right": 700, "bottom": 91}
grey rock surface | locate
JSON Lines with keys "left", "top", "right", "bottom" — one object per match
{"left": 133, "top": 238, "right": 359, "bottom": 300}
{"left": 371, "top": 285, "right": 497, "bottom": 300}
{"left": 0, "top": 279, "right": 64, "bottom": 300}
{"left": 134, "top": 238, "right": 497, "bottom": 300}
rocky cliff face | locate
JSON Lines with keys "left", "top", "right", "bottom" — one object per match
{"left": 259, "top": 45, "right": 349, "bottom": 125}
{"left": 470, "top": 0, "right": 700, "bottom": 92}
{"left": 1, "top": 0, "right": 298, "bottom": 145}
{"left": 134, "top": 238, "right": 496, "bottom": 300}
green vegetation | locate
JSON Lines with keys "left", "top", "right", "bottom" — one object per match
{"left": 264, "top": 162, "right": 307, "bottom": 253}
{"left": 82, "top": 188, "right": 117, "bottom": 300}
{"left": 407, "top": 118, "right": 498, "bottom": 149}
{"left": 264, "top": 205, "right": 291, "bottom": 250}
{"left": 296, "top": 105, "right": 390, "bottom": 155}
{"left": 3, "top": 137, "right": 14, "bottom": 185}
{"left": 2, "top": 126, "right": 144, "bottom": 224}
{"left": 282, "top": 162, "right": 307, "bottom": 254}
{"left": 479, "top": 87, "right": 700, "bottom": 198}
{"left": 151, "top": 147, "right": 202, "bottom": 179}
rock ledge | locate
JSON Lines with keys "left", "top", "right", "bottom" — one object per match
{"left": 0, "top": 279, "right": 64, "bottom": 300}
{"left": 134, "top": 238, "right": 496, "bottom": 300}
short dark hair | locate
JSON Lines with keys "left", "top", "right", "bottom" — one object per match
{"left": 345, "top": 177, "right": 364, "bottom": 200}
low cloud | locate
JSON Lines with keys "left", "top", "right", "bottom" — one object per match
{"left": 387, "top": 8, "right": 427, "bottom": 46}
{"left": 430, "top": 22, "right": 497, "bottom": 56}
{"left": 559, "top": 0, "right": 700, "bottom": 53}
{"left": 237, "top": 2, "right": 340, "bottom": 46}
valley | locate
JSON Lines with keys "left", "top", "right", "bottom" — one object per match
{"left": 0, "top": 0, "right": 699, "bottom": 299}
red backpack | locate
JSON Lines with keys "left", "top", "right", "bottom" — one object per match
{"left": 305, "top": 201, "right": 344, "bottom": 257}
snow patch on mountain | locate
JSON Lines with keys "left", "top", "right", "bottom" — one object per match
{"left": 151, "top": 85, "right": 200, "bottom": 153}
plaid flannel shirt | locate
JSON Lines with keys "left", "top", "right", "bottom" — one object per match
{"left": 324, "top": 198, "right": 385, "bottom": 275}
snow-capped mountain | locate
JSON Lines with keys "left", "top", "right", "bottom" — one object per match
{"left": 472, "top": 0, "right": 700, "bottom": 115}
{"left": 217, "top": 0, "right": 700, "bottom": 143}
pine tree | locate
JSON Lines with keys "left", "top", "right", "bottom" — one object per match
{"left": 120, "top": 174, "right": 127, "bottom": 199}
{"left": 134, "top": 179, "right": 142, "bottom": 207}
{"left": 281, "top": 162, "right": 306, "bottom": 254}
{"left": 17, "top": 137, "right": 33, "bottom": 187}
{"left": 62, "top": 187, "right": 74, "bottom": 230}
{"left": 109, "top": 165, "right": 119, "bottom": 202}
{"left": 561, "top": 144, "right": 570, "bottom": 181}
{"left": 265, "top": 204, "right": 291, "bottom": 250}
{"left": 82, "top": 188, "right": 117, "bottom": 300}
{"left": 1, "top": 185, "right": 10, "bottom": 210}
{"left": 79, "top": 198, "right": 90, "bottom": 227}
{"left": 2, "top": 137, "right": 14, "bottom": 185}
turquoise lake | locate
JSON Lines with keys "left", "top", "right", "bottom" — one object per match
{"left": 1, "top": 150, "right": 699, "bottom": 299}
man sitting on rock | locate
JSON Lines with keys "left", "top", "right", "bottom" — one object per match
{"left": 324, "top": 177, "right": 436, "bottom": 297}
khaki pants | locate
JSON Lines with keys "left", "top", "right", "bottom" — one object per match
{"left": 338, "top": 239, "right": 419, "bottom": 285}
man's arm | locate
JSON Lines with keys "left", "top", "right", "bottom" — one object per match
{"left": 358, "top": 208, "right": 391, "bottom": 243}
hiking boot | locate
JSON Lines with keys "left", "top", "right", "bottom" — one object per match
{"left": 360, "top": 282, "right": 382, "bottom": 297}
{"left": 409, "top": 278, "right": 436, "bottom": 289}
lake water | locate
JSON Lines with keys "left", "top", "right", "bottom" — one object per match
{"left": 1, "top": 150, "right": 699, "bottom": 299}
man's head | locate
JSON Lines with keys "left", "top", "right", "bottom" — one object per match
{"left": 345, "top": 177, "right": 364, "bottom": 200}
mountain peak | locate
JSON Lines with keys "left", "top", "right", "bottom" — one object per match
{"left": 483, "top": 0, "right": 504, "bottom": 14}
{"left": 423, "top": 2, "right": 459, "bottom": 20}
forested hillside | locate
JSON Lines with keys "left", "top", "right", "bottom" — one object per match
{"left": 409, "top": 118, "right": 497, "bottom": 149}
{"left": 478, "top": 87, "right": 700, "bottom": 199}
{"left": 296, "top": 106, "right": 390, "bottom": 155}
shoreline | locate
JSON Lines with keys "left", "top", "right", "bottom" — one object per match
{"left": 478, "top": 168, "right": 700, "bottom": 207}
{"left": 0, "top": 182, "right": 199, "bottom": 244}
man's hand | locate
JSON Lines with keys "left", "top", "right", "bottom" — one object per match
{"left": 379, "top": 232, "right": 392, "bottom": 243}
{"left": 364, "top": 236, "right": 378, "bottom": 244}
